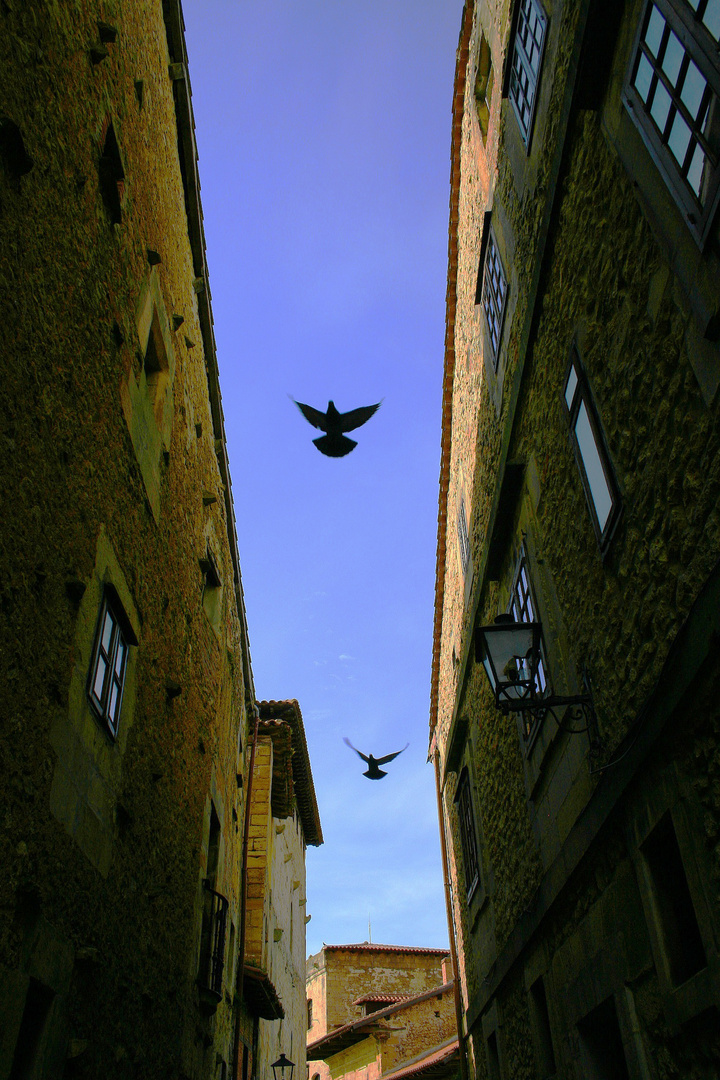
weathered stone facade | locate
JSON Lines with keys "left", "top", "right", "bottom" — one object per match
{"left": 307, "top": 946, "right": 456, "bottom": 1080}
{"left": 432, "top": 0, "right": 720, "bottom": 1076}
{"left": 0, "top": 4, "right": 321, "bottom": 1079}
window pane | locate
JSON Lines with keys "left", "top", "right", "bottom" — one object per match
{"left": 702, "top": 0, "right": 720, "bottom": 41}
{"left": 564, "top": 365, "right": 578, "bottom": 409}
{"left": 634, "top": 53, "right": 655, "bottom": 102}
{"left": 650, "top": 80, "right": 673, "bottom": 131}
{"left": 101, "top": 609, "right": 115, "bottom": 654}
{"left": 668, "top": 112, "right": 692, "bottom": 165}
{"left": 645, "top": 5, "right": 666, "bottom": 56}
{"left": 114, "top": 639, "right": 126, "bottom": 677}
{"left": 687, "top": 140, "right": 707, "bottom": 197}
{"left": 680, "top": 59, "right": 706, "bottom": 118}
{"left": 575, "top": 401, "right": 613, "bottom": 531}
{"left": 108, "top": 681, "right": 119, "bottom": 724}
{"left": 93, "top": 655, "right": 107, "bottom": 700}
{"left": 661, "top": 29, "right": 684, "bottom": 86}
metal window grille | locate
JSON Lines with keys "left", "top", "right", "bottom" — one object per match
{"left": 88, "top": 596, "right": 128, "bottom": 738}
{"left": 198, "top": 883, "right": 229, "bottom": 1002}
{"left": 456, "top": 770, "right": 480, "bottom": 899}
{"left": 509, "top": 0, "right": 548, "bottom": 144}
{"left": 482, "top": 231, "right": 508, "bottom": 366}
{"left": 625, "top": 0, "right": 720, "bottom": 243}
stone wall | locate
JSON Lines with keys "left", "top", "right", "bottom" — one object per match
{"left": 0, "top": 2, "right": 253, "bottom": 1077}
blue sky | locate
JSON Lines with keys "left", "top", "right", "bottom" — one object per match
{"left": 182, "top": 1, "right": 463, "bottom": 954}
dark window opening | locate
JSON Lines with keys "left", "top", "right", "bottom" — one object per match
{"left": 529, "top": 975, "right": 556, "bottom": 1078}
{"left": 576, "top": 996, "right": 630, "bottom": 1080}
{"left": 641, "top": 811, "right": 707, "bottom": 986}
{"left": 9, "top": 977, "right": 55, "bottom": 1080}
{"left": 486, "top": 1030, "right": 502, "bottom": 1080}
{"left": 143, "top": 308, "right": 169, "bottom": 425}
{"left": 207, "top": 802, "right": 221, "bottom": 886}
{"left": 307, "top": 998, "right": 313, "bottom": 1029}
{"left": 475, "top": 33, "right": 495, "bottom": 142}
{"left": 563, "top": 348, "right": 621, "bottom": 551}
{"left": 88, "top": 591, "right": 129, "bottom": 739}
{"left": 455, "top": 768, "right": 481, "bottom": 900}
{"left": 623, "top": 0, "right": 720, "bottom": 244}
{"left": 0, "top": 117, "right": 33, "bottom": 179}
{"left": 98, "top": 122, "right": 124, "bottom": 224}
{"left": 200, "top": 547, "right": 222, "bottom": 627}
{"left": 480, "top": 229, "right": 508, "bottom": 367}
{"left": 508, "top": 0, "right": 548, "bottom": 145}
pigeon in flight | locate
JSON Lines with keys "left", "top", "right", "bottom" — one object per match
{"left": 292, "top": 398, "right": 381, "bottom": 457}
{"left": 343, "top": 737, "right": 409, "bottom": 780}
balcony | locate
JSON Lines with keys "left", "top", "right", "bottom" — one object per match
{"left": 197, "top": 881, "right": 229, "bottom": 1013}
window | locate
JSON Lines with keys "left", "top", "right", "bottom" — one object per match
{"left": 508, "top": 0, "right": 548, "bottom": 145}
{"left": 8, "top": 977, "right": 55, "bottom": 1080}
{"left": 641, "top": 811, "right": 707, "bottom": 986}
{"left": 563, "top": 349, "right": 621, "bottom": 550}
{"left": 475, "top": 32, "right": 495, "bottom": 142}
{"left": 455, "top": 768, "right": 481, "bottom": 900}
{"left": 509, "top": 549, "right": 547, "bottom": 740}
{"left": 624, "top": 0, "right": 720, "bottom": 244}
{"left": 88, "top": 592, "right": 129, "bottom": 738}
{"left": 486, "top": 1030, "right": 502, "bottom": 1080}
{"left": 307, "top": 998, "right": 313, "bottom": 1029}
{"left": 576, "top": 996, "right": 630, "bottom": 1080}
{"left": 98, "top": 122, "right": 124, "bottom": 224}
{"left": 480, "top": 229, "right": 508, "bottom": 367}
{"left": 528, "top": 975, "right": 556, "bottom": 1077}
{"left": 143, "top": 308, "right": 169, "bottom": 428}
{"left": 457, "top": 493, "right": 471, "bottom": 575}
{"left": 200, "top": 547, "right": 222, "bottom": 627}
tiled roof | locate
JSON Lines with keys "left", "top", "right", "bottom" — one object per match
{"left": 322, "top": 943, "right": 448, "bottom": 955}
{"left": 307, "top": 983, "right": 454, "bottom": 1059}
{"left": 352, "top": 992, "right": 414, "bottom": 1005}
{"left": 380, "top": 1038, "right": 459, "bottom": 1080}
{"left": 258, "top": 699, "right": 323, "bottom": 845}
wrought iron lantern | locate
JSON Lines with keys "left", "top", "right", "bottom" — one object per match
{"left": 272, "top": 1054, "right": 295, "bottom": 1080}
{"left": 475, "top": 614, "right": 600, "bottom": 745}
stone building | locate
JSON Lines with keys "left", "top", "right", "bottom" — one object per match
{"left": 431, "top": 0, "right": 720, "bottom": 1077}
{"left": 306, "top": 945, "right": 458, "bottom": 1080}
{"left": 248, "top": 701, "right": 323, "bottom": 1080}
{"left": 0, "top": 3, "right": 320, "bottom": 1079}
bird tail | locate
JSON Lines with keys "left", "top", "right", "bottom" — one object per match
{"left": 364, "top": 769, "right": 387, "bottom": 779}
{"left": 313, "top": 433, "right": 357, "bottom": 457}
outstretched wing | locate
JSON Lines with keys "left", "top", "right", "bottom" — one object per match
{"left": 292, "top": 397, "right": 328, "bottom": 432}
{"left": 338, "top": 402, "right": 381, "bottom": 433}
{"left": 343, "top": 736, "right": 370, "bottom": 764}
{"left": 375, "top": 742, "right": 409, "bottom": 767}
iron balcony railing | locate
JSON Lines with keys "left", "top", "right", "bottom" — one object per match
{"left": 198, "top": 881, "right": 229, "bottom": 1007}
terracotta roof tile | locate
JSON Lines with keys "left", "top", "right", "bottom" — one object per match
{"left": 322, "top": 943, "right": 448, "bottom": 955}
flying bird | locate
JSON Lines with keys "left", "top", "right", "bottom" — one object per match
{"left": 343, "top": 737, "right": 409, "bottom": 780}
{"left": 292, "top": 398, "right": 381, "bottom": 457}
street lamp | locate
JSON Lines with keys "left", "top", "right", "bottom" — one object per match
{"left": 474, "top": 614, "right": 600, "bottom": 745}
{"left": 272, "top": 1055, "right": 295, "bottom": 1080}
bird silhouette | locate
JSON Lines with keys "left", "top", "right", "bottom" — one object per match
{"left": 292, "top": 398, "right": 381, "bottom": 457}
{"left": 343, "top": 737, "right": 409, "bottom": 779}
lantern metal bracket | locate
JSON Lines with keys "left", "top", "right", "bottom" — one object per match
{"left": 475, "top": 617, "right": 602, "bottom": 752}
